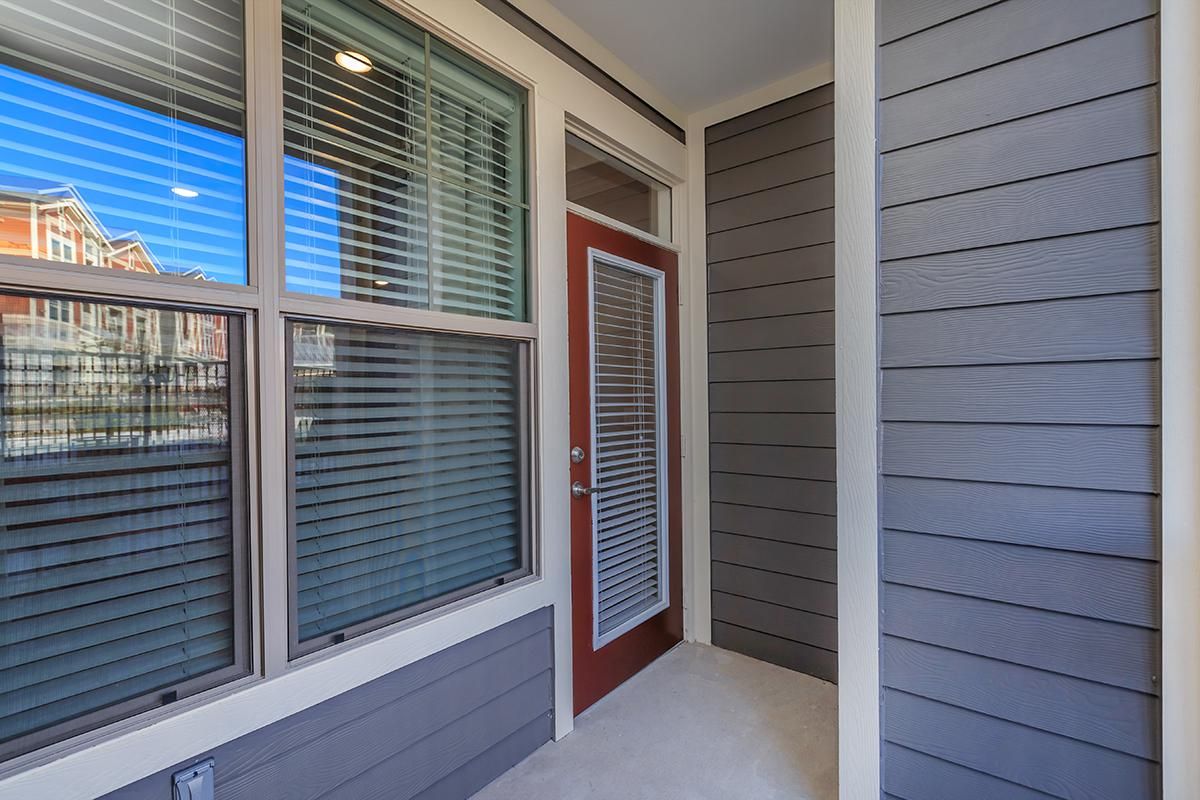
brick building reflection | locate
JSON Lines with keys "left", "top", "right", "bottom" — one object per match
{"left": 0, "top": 184, "right": 231, "bottom": 456}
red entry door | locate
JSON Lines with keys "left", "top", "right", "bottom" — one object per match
{"left": 567, "top": 211, "right": 683, "bottom": 715}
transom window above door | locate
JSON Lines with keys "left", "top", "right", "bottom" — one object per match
{"left": 565, "top": 133, "right": 670, "bottom": 241}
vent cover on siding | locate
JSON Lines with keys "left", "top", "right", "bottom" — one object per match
{"left": 590, "top": 256, "right": 668, "bottom": 647}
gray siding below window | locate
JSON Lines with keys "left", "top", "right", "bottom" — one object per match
{"left": 705, "top": 85, "right": 836, "bottom": 683}
{"left": 877, "top": 1, "right": 1161, "bottom": 797}
{"left": 100, "top": 608, "right": 553, "bottom": 800}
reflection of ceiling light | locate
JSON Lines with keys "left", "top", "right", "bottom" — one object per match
{"left": 172, "top": 187, "right": 199, "bottom": 198}
{"left": 373, "top": 279, "right": 389, "bottom": 286}
{"left": 335, "top": 51, "right": 373, "bottom": 73}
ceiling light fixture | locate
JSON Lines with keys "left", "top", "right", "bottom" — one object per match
{"left": 373, "top": 279, "right": 389, "bottom": 286}
{"left": 171, "top": 187, "right": 199, "bottom": 199}
{"left": 335, "top": 50, "right": 373, "bottom": 74}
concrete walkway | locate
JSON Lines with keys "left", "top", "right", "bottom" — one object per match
{"left": 472, "top": 642, "right": 838, "bottom": 800}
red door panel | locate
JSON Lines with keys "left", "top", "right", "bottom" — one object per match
{"left": 568, "top": 212, "right": 683, "bottom": 715}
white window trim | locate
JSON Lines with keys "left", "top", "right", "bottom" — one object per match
{"left": 586, "top": 247, "right": 670, "bottom": 650}
{"left": 566, "top": 201, "right": 678, "bottom": 253}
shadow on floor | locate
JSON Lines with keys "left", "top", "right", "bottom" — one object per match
{"left": 471, "top": 642, "right": 838, "bottom": 800}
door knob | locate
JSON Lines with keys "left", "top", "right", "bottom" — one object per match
{"left": 572, "top": 481, "right": 601, "bottom": 498}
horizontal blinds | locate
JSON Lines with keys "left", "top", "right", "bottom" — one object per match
{"left": 0, "top": 296, "right": 242, "bottom": 753}
{"left": 429, "top": 39, "right": 523, "bottom": 202}
{"left": 281, "top": 0, "right": 526, "bottom": 320}
{"left": 430, "top": 180, "right": 523, "bottom": 320}
{"left": 0, "top": 0, "right": 248, "bottom": 284}
{"left": 590, "top": 262, "right": 664, "bottom": 640}
{"left": 282, "top": 0, "right": 429, "bottom": 306}
{"left": 290, "top": 321, "right": 524, "bottom": 644}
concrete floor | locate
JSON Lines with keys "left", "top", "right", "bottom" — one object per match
{"left": 472, "top": 642, "right": 838, "bottom": 800}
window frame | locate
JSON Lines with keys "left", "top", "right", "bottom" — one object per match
{"left": 0, "top": 0, "right": 541, "bottom": 774}
{"left": 272, "top": 0, "right": 537, "bottom": 663}
{"left": 282, "top": 316, "right": 534, "bottom": 658}
{"left": 564, "top": 130, "right": 672, "bottom": 245}
{"left": 0, "top": 291, "right": 255, "bottom": 763}
{"left": 277, "top": 3, "right": 533, "bottom": 322}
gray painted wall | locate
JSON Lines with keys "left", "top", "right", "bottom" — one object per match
{"left": 101, "top": 608, "right": 553, "bottom": 800}
{"left": 705, "top": 85, "right": 837, "bottom": 683}
{"left": 876, "top": 2, "right": 1161, "bottom": 798}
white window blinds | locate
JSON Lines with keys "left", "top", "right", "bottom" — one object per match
{"left": 288, "top": 321, "right": 526, "bottom": 652}
{"left": 590, "top": 259, "right": 668, "bottom": 646}
{"left": 0, "top": 295, "right": 248, "bottom": 758}
{"left": 282, "top": 0, "right": 527, "bottom": 319}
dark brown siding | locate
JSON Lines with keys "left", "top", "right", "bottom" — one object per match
{"left": 877, "top": 1, "right": 1161, "bottom": 797}
{"left": 705, "top": 85, "right": 837, "bottom": 682}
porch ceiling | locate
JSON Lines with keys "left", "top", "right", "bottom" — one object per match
{"left": 543, "top": 0, "right": 833, "bottom": 112}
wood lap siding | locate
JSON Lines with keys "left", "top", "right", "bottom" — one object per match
{"left": 877, "top": 2, "right": 1161, "bottom": 798}
{"left": 705, "top": 85, "right": 837, "bottom": 683}
{"left": 101, "top": 610, "right": 554, "bottom": 800}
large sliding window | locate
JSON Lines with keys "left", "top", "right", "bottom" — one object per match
{"left": 0, "top": 0, "right": 531, "bottom": 765}
{"left": 280, "top": 0, "right": 531, "bottom": 658}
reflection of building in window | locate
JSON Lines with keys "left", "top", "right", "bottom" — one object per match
{"left": 0, "top": 184, "right": 158, "bottom": 273}
{"left": 0, "top": 183, "right": 228, "bottom": 361}
{"left": 47, "top": 233, "right": 74, "bottom": 262}
{"left": 45, "top": 298, "right": 68, "bottom": 322}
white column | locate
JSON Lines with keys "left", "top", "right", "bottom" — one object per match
{"left": 1159, "top": 0, "right": 1200, "bottom": 793}
{"left": 834, "top": 0, "right": 881, "bottom": 796}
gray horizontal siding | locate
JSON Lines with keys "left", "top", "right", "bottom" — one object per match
{"left": 884, "top": 743, "right": 1058, "bottom": 800}
{"left": 878, "top": 0, "right": 998, "bottom": 44}
{"left": 882, "top": 477, "right": 1158, "bottom": 560}
{"left": 705, "top": 84, "right": 834, "bottom": 144}
{"left": 706, "top": 85, "right": 837, "bottom": 683}
{"left": 877, "top": 1, "right": 1160, "bottom": 796}
{"left": 885, "top": 691, "right": 1158, "bottom": 800}
{"left": 708, "top": 243, "right": 834, "bottom": 292}
{"left": 879, "top": 18, "right": 1158, "bottom": 152}
{"left": 101, "top": 609, "right": 553, "bottom": 800}
{"left": 884, "top": 584, "right": 1159, "bottom": 696}
{"left": 711, "top": 621, "right": 837, "bottom": 681}
{"left": 707, "top": 139, "right": 835, "bottom": 204}
{"left": 879, "top": 0, "right": 1155, "bottom": 99}
{"left": 880, "top": 225, "right": 1160, "bottom": 314}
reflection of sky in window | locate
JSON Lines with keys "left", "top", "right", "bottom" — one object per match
{"left": 0, "top": 63, "right": 247, "bottom": 283}
{"left": 284, "top": 158, "right": 341, "bottom": 298}
{"left": 0, "top": 63, "right": 340, "bottom": 292}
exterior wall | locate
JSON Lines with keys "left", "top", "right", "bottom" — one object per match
{"left": 876, "top": 2, "right": 1161, "bottom": 798}
{"left": 0, "top": 2, "right": 688, "bottom": 797}
{"left": 100, "top": 608, "right": 553, "bottom": 800}
{"left": 704, "top": 85, "right": 837, "bottom": 682}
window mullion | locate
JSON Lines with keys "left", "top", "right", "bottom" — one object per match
{"left": 245, "top": 0, "right": 289, "bottom": 677}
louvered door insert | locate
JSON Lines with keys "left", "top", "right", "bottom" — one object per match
{"left": 588, "top": 250, "right": 668, "bottom": 649}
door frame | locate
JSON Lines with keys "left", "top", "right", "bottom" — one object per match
{"left": 586, "top": 246, "right": 671, "bottom": 651}
{"left": 567, "top": 210, "right": 683, "bottom": 715}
